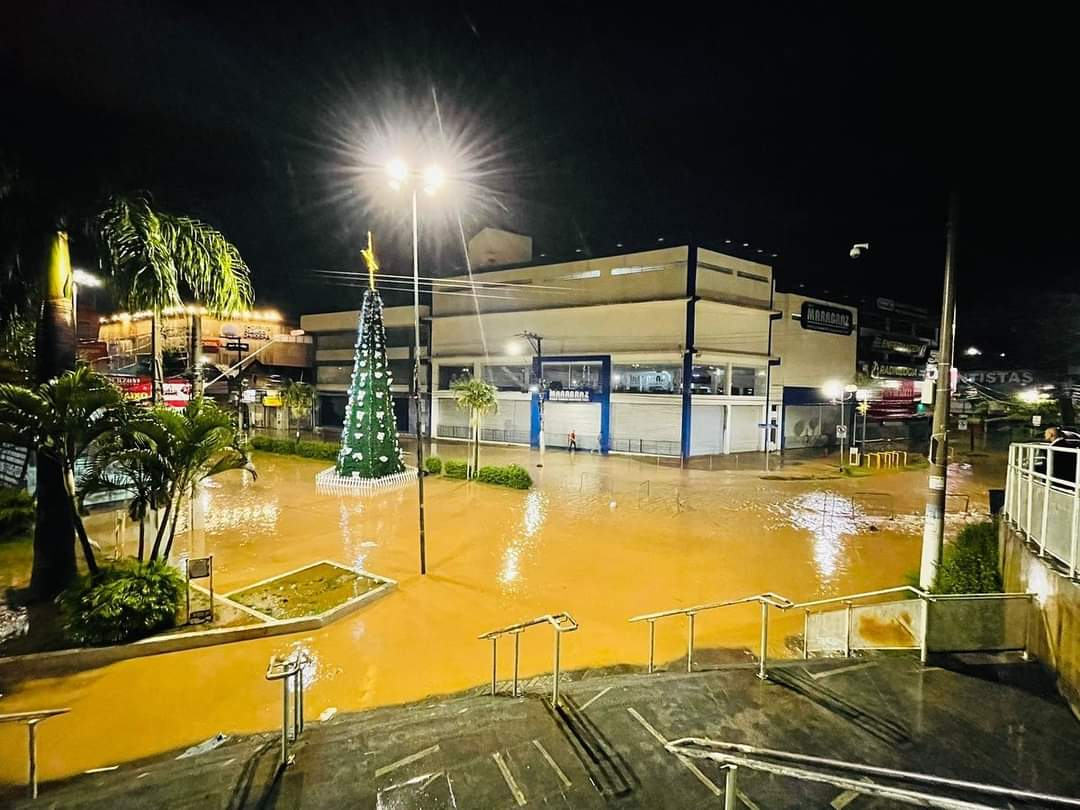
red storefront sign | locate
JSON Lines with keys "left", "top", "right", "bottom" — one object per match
{"left": 107, "top": 375, "right": 191, "bottom": 408}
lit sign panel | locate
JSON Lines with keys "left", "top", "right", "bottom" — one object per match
{"left": 800, "top": 302, "right": 853, "bottom": 335}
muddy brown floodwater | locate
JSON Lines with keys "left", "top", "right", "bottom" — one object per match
{"left": 0, "top": 445, "right": 1001, "bottom": 784}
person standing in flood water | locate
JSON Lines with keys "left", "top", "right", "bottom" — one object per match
{"left": 568, "top": 430, "right": 577, "bottom": 452}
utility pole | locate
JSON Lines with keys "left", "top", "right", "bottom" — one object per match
{"left": 920, "top": 193, "right": 959, "bottom": 589}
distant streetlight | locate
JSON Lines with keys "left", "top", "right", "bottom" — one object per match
{"left": 71, "top": 269, "right": 103, "bottom": 341}
{"left": 515, "top": 331, "right": 546, "bottom": 467}
{"left": 964, "top": 346, "right": 982, "bottom": 356}
{"left": 386, "top": 157, "right": 446, "bottom": 576}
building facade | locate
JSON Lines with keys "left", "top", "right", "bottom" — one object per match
{"left": 300, "top": 305, "right": 431, "bottom": 436}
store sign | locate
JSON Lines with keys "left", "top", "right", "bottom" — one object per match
{"left": 872, "top": 336, "right": 927, "bottom": 357}
{"left": 876, "top": 298, "right": 929, "bottom": 319}
{"left": 800, "top": 302, "right": 853, "bottom": 335}
{"left": 869, "top": 361, "right": 922, "bottom": 380}
{"left": 107, "top": 375, "right": 190, "bottom": 408}
{"left": 965, "top": 369, "right": 1035, "bottom": 388}
{"left": 263, "top": 393, "right": 283, "bottom": 407}
{"left": 546, "top": 389, "right": 593, "bottom": 402}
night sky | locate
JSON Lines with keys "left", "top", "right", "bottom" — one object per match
{"left": 4, "top": 3, "right": 1077, "bottom": 334}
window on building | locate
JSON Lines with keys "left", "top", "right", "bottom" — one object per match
{"left": 483, "top": 364, "right": 530, "bottom": 391}
{"left": 731, "top": 366, "right": 766, "bottom": 396}
{"left": 388, "top": 359, "right": 413, "bottom": 385}
{"left": 612, "top": 363, "right": 682, "bottom": 394}
{"left": 543, "top": 360, "right": 602, "bottom": 391}
{"left": 689, "top": 365, "right": 727, "bottom": 395}
{"left": 316, "top": 332, "right": 356, "bottom": 350}
{"left": 438, "top": 365, "right": 473, "bottom": 389}
{"left": 316, "top": 365, "right": 352, "bottom": 384}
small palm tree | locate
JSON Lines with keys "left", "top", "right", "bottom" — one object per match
{"left": 131, "top": 398, "right": 256, "bottom": 561}
{"left": 452, "top": 378, "right": 498, "bottom": 478}
{"left": 283, "top": 380, "right": 315, "bottom": 441}
{"left": 0, "top": 367, "right": 123, "bottom": 578}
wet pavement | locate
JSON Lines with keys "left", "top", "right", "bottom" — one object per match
{"left": 0, "top": 443, "right": 1003, "bottom": 785}
{"left": 7, "top": 654, "right": 1077, "bottom": 808}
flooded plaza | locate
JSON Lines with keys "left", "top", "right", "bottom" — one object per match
{"left": 0, "top": 444, "right": 999, "bottom": 784}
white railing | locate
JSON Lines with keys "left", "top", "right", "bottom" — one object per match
{"left": 667, "top": 738, "right": 1080, "bottom": 810}
{"left": 0, "top": 707, "right": 71, "bottom": 800}
{"left": 1005, "top": 442, "right": 1080, "bottom": 578}
{"left": 632, "top": 587, "right": 1035, "bottom": 677}
{"left": 479, "top": 613, "right": 579, "bottom": 706}
{"left": 265, "top": 652, "right": 312, "bottom": 769}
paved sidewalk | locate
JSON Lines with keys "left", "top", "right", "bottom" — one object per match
{"left": 7, "top": 655, "right": 1079, "bottom": 808}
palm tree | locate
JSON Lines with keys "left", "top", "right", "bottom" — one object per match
{"left": 131, "top": 398, "right": 255, "bottom": 561}
{"left": 452, "top": 378, "right": 498, "bottom": 478}
{"left": 0, "top": 367, "right": 123, "bottom": 579}
{"left": 80, "top": 405, "right": 169, "bottom": 562}
{"left": 283, "top": 380, "right": 315, "bottom": 441}
{"left": 1, "top": 163, "right": 255, "bottom": 595}
{"left": 96, "top": 193, "right": 254, "bottom": 404}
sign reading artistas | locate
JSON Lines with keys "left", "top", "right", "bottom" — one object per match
{"left": 800, "top": 302, "right": 854, "bottom": 335}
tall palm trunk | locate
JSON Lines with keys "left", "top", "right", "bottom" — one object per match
{"left": 30, "top": 230, "right": 78, "bottom": 598}
{"left": 187, "top": 312, "right": 203, "bottom": 398}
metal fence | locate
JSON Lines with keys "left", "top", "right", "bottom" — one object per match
{"left": 1004, "top": 442, "right": 1080, "bottom": 577}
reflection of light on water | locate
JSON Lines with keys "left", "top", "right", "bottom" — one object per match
{"left": 203, "top": 502, "right": 281, "bottom": 533}
{"left": 777, "top": 491, "right": 863, "bottom": 584}
{"left": 498, "top": 491, "right": 546, "bottom": 592}
{"left": 276, "top": 639, "right": 322, "bottom": 690}
{"left": 339, "top": 503, "right": 376, "bottom": 570}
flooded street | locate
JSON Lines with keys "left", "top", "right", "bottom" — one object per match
{"left": 0, "top": 445, "right": 1000, "bottom": 783}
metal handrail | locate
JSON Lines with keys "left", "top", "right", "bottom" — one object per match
{"left": 1005, "top": 442, "right": 1080, "bottom": 577}
{"left": 667, "top": 738, "right": 1080, "bottom": 810}
{"left": 265, "top": 652, "right": 311, "bottom": 769}
{"left": 629, "top": 593, "right": 793, "bottom": 678}
{"left": 0, "top": 708, "right": 71, "bottom": 800}
{"left": 633, "top": 587, "right": 1036, "bottom": 675}
{"left": 479, "top": 612, "right": 578, "bottom": 706}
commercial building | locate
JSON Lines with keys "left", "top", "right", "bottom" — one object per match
{"left": 96, "top": 307, "right": 313, "bottom": 429}
{"left": 428, "top": 231, "right": 858, "bottom": 460}
{"left": 300, "top": 305, "right": 431, "bottom": 435}
{"left": 299, "top": 231, "right": 860, "bottom": 460}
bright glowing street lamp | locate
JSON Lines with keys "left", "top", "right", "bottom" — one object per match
{"left": 386, "top": 157, "right": 446, "bottom": 575}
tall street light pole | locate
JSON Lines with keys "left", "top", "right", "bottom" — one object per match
{"left": 920, "top": 193, "right": 959, "bottom": 589}
{"left": 389, "top": 159, "right": 443, "bottom": 575}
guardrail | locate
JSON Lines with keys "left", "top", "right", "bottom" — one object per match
{"left": 629, "top": 593, "right": 793, "bottom": 679}
{"left": 632, "top": 586, "right": 1035, "bottom": 676}
{"left": 1004, "top": 442, "right": 1080, "bottom": 578}
{"left": 479, "top": 613, "right": 579, "bottom": 706}
{"left": 265, "top": 651, "right": 312, "bottom": 769}
{"left": 667, "top": 738, "right": 1080, "bottom": 810}
{"left": 0, "top": 707, "right": 71, "bottom": 799}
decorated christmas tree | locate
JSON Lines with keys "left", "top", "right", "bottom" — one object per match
{"left": 317, "top": 233, "right": 413, "bottom": 492}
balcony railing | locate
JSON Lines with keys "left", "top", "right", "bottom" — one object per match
{"left": 1004, "top": 442, "right": 1080, "bottom": 578}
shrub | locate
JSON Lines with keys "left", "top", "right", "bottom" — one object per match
{"left": 57, "top": 560, "right": 186, "bottom": 645}
{"left": 475, "top": 464, "right": 533, "bottom": 490}
{"left": 932, "top": 520, "right": 1002, "bottom": 594}
{"left": 0, "top": 487, "right": 34, "bottom": 542}
{"left": 424, "top": 455, "right": 443, "bottom": 475}
{"left": 249, "top": 435, "right": 338, "bottom": 461}
{"left": 444, "top": 459, "right": 468, "bottom": 479}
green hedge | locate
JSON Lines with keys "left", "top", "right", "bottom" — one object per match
{"left": 0, "top": 487, "right": 34, "bottom": 543}
{"left": 932, "top": 520, "right": 1002, "bottom": 594}
{"left": 57, "top": 560, "right": 186, "bottom": 645}
{"left": 444, "top": 459, "right": 468, "bottom": 479}
{"left": 249, "top": 435, "right": 339, "bottom": 461}
{"left": 475, "top": 464, "right": 533, "bottom": 490}
{"left": 424, "top": 455, "right": 443, "bottom": 474}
